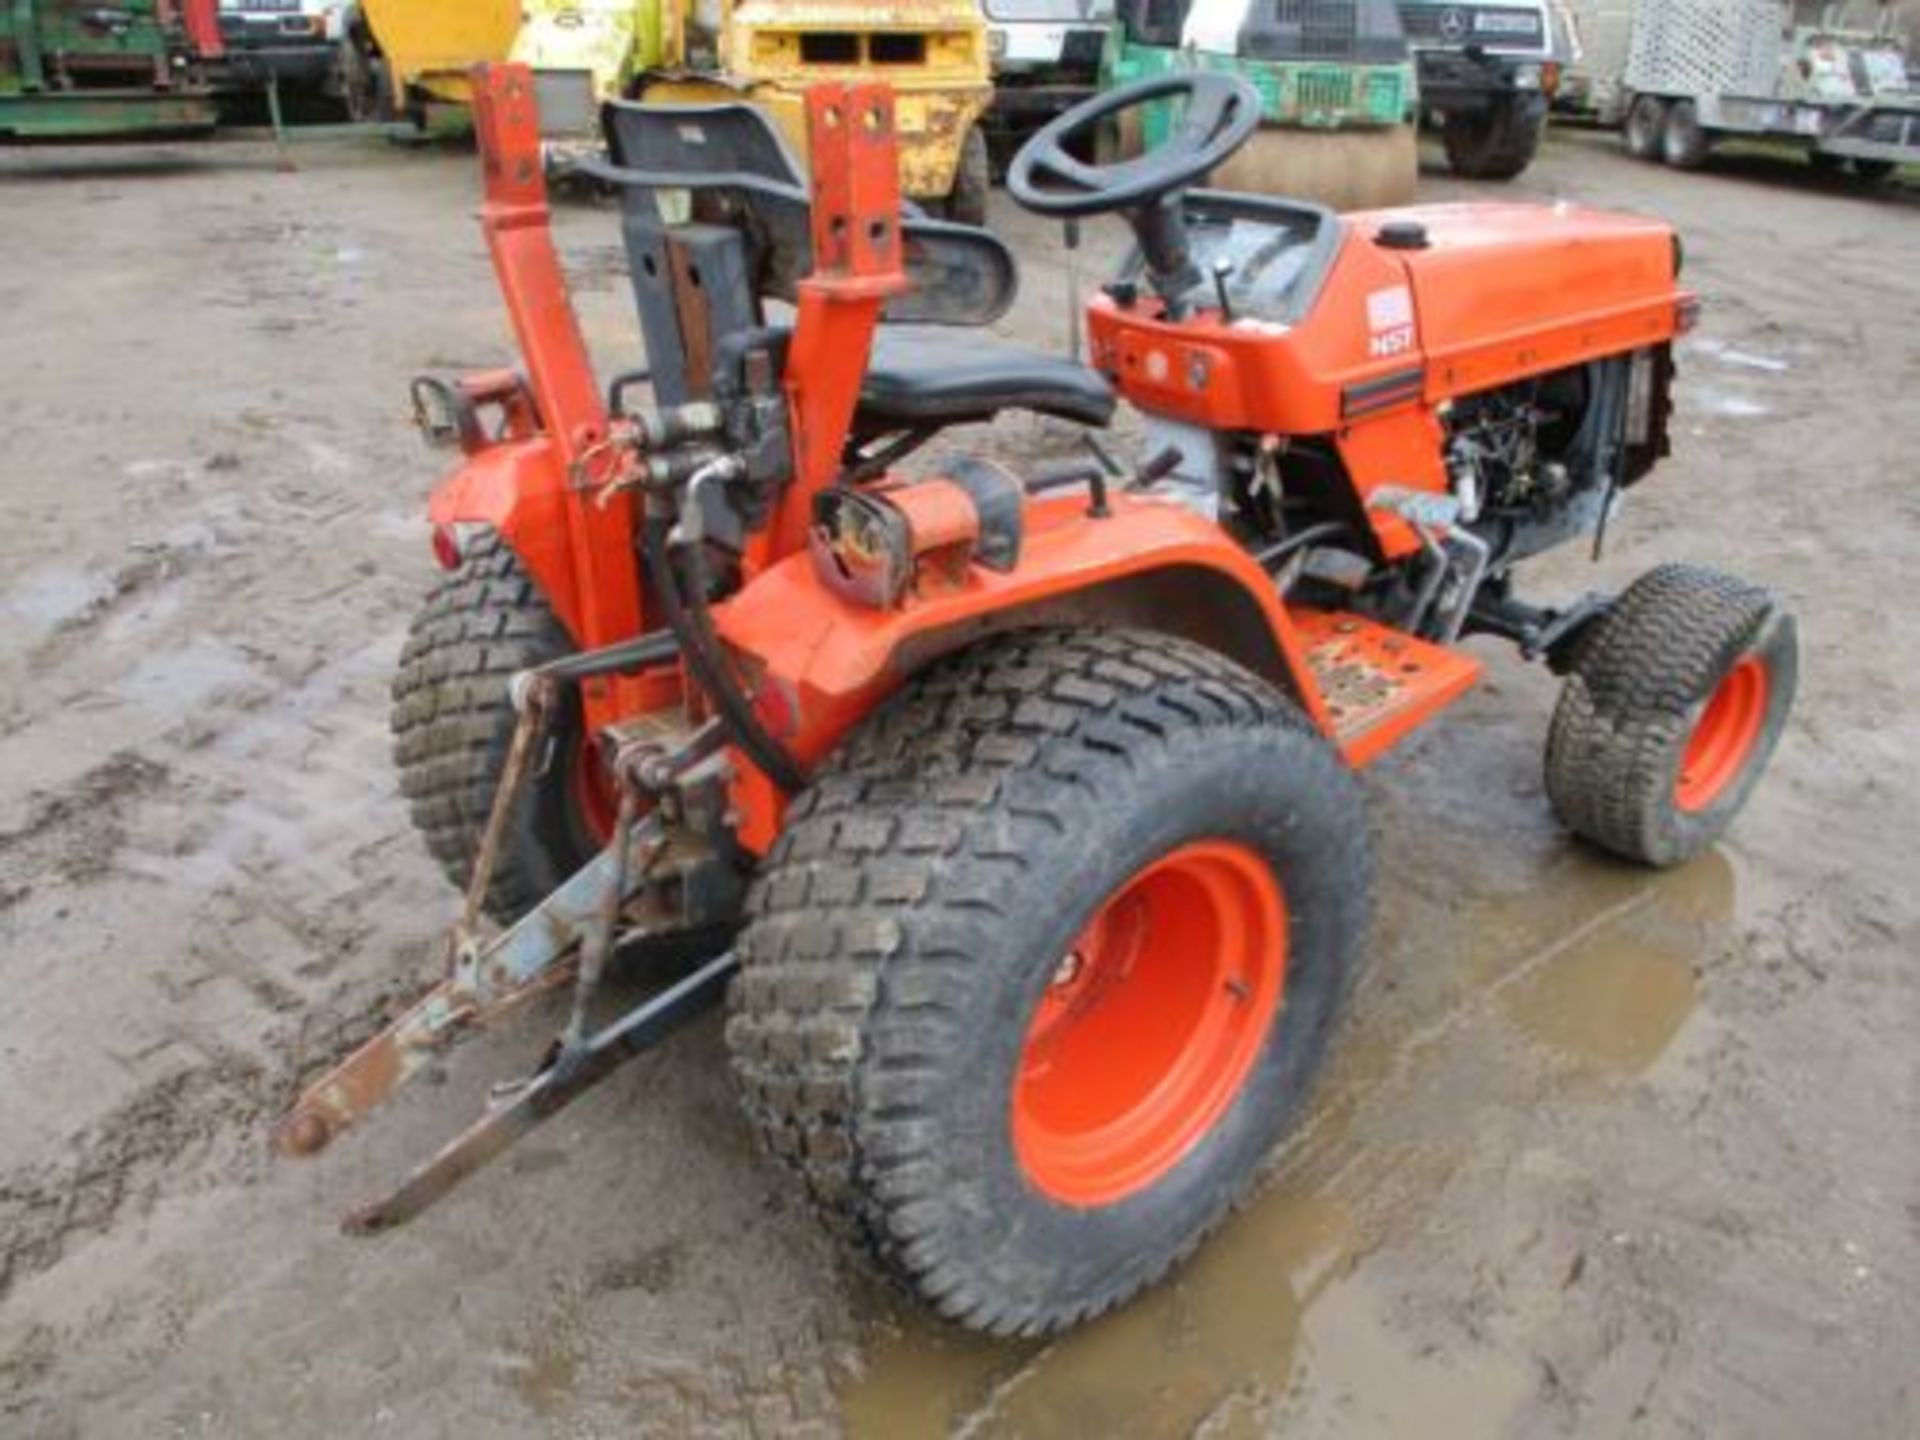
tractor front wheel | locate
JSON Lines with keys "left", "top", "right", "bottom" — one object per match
{"left": 390, "top": 529, "right": 613, "bottom": 923}
{"left": 726, "top": 630, "right": 1372, "bottom": 1336}
{"left": 1545, "top": 564, "right": 1797, "bottom": 867}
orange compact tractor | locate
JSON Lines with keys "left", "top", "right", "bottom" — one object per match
{"left": 280, "top": 67, "right": 1797, "bottom": 1335}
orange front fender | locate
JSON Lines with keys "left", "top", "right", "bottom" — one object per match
{"left": 428, "top": 437, "right": 580, "bottom": 632}
{"left": 715, "top": 493, "right": 1332, "bottom": 775}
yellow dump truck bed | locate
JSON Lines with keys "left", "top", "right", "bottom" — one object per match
{"left": 362, "top": 0, "right": 521, "bottom": 106}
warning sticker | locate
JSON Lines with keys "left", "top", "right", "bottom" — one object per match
{"left": 1366, "top": 285, "right": 1416, "bottom": 359}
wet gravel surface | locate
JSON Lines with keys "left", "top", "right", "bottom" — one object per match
{"left": 1, "top": 127, "right": 1916, "bottom": 1437}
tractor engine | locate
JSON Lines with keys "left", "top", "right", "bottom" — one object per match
{"left": 1445, "top": 368, "right": 1587, "bottom": 533}
{"left": 1447, "top": 349, "right": 1672, "bottom": 567}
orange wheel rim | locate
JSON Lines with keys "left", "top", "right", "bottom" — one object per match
{"left": 1012, "top": 841, "right": 1288, "bottom": 1207}
{"left": 1676, "top": 657, "right": 1769, "bottom": 813}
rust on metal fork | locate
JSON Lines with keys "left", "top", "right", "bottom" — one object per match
{"left": 274, "top": 677, "right": 563, "bottom": 1158}
{"left": 455, "top": 674, "right": 554, "bottom": 953}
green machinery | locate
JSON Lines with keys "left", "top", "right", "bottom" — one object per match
{"left": 1, "top": 0, "right": 224, "bottom": 138}
{"left": 1103, "top": 0, "right": 1418, "bottom": 209}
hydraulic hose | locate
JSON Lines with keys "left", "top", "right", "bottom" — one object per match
{"left": 643, "top": 516, "right": 808, "bottom": 794}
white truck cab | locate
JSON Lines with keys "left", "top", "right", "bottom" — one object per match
{"left": 216, "top": 0, "right": 346, "bottom": 89}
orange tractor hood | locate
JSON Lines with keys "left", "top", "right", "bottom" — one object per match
{"left": 1353, "top": 201, "right": 1684, "bottom": 397}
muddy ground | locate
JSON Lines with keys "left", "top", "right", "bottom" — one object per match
{"left": 1, "top": 128, "right": 1916, "bottom": 1438}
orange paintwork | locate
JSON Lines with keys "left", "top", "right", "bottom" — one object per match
{"left": 1292, "top": 609, "right": 1482, "bottom": 768}
{"left": 716, "top": 491, "right": 1332, "bottom": 769}
{"left": 425, "top": 69, "right": 1692, "bottom": 861}
{"left": 1371, "top": 202, "right": 1684, "bottom": 399}
{"left": 1011, "top": 839, "right": 1286, "bottom": 1206}
{"left": 430, "top": 67, "right": 652, "bottom": 731}
{"left": 759, "top": 87, "right": 912, "bottom": 564}
{"left": 1088, "top": 201, "right": 1691, "bottom": 560}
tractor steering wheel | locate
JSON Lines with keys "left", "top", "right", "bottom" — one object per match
{"left": 1006, "top": 73, "right": 1262, "bottom": 220}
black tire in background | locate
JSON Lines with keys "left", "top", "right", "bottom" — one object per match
{"left": 1624, "top": 94, "right": 1667, "bottom": 161}
{"left": 390, "top": 530, "right": 607, "bottom": 923}
{"left": 1660, "top": 99, "right": 1712, "bottom": 170}
{"left": 944, "top": 124, "right": 991, "bottom": 228}
{"left": 1441, "top": 99, "right": 1545, "bottom": 180}
{"left": 1545, "top": 564, "right": 1798, "bottom": 868}
{"left": 726, "top": 629, "right": 1373, "bottom": 1337}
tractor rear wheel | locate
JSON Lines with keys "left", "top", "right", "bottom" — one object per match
{"left": 1545, "top": 565, "right": 1797, "bottom": 868}
{"left": 390, "top": 529, "right": 613, "bottom": 923}
{"left": 726, "top": 630, "right": 1371, "bottom": 1336}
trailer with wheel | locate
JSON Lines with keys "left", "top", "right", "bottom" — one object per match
{"left": 1601, "top": 0, "right": 1919, "bottom": 181}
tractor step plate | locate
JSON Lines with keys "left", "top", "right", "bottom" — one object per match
{"left": 1294, "top": 610, "right": 1482, "bottom": 767}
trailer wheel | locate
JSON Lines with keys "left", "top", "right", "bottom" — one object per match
{"left": 1623, "top": 95, "right": 1667, "bottom": 161}
{"left": 1545, "top": 565, "right": 1797, "bottom": 868}
{"left": 390, "top": 529, "right": 613, "bottom": 922}
{"left": 1660, "top": 100, "right": 1711, "bottom": 170}
{"left": 942, "top": 125, "right": 990, "bottom": 228}
{"left": 1441, "top": 99, "right": 1544, "bottom": 180}
{"left": 727, "top": 629, "right": 1371, "bottom": 1336}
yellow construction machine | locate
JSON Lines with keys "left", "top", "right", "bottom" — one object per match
{"left": 349, "top": 0, "right": 992, "bottom": 221}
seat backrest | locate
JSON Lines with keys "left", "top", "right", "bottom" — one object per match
{"left": 586, "top": 97, "right": 1024, "bottom": 402}
{"left": 604, "top": 98, "right": 808, "bottom": 193}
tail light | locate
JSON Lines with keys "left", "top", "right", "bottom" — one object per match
{"left": 430, "top": 524, "right": 464, "bottom": 572}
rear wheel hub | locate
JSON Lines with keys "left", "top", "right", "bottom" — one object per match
{"left": 1012, "top": 840, "right": 1288, "bottom": 1207}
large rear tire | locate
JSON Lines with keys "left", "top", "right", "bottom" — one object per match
{"left": 390, "top": 530, "right": 613, "bottom": 923}
{"left": 726, "top": 630, "right": 1372, "bottom": 1336}
{"left": 1545, "top": 565, "right": 1797, "bottom": 868}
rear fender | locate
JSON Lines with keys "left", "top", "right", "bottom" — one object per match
{"left": 427, "top": 436, "right": 582, "bottom": 641}
{"left": 715, "top": 494, "right": 1332, "bottom": 774}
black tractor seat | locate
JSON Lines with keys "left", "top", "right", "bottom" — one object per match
{"left": 857, "top": 330, "right": 1116, "bottom": 436}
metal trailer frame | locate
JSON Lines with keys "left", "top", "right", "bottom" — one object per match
{"left": 1621, "top": 0, "right": 1920, "bottom": 167}
{"left": 1557, "top": 0, "right": 1636, "bottom": 122}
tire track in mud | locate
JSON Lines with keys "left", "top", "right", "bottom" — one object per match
{"left": 0, "top": 742, "right": 436, "bottom": 1309}
{"left": 0, "top": 645, "right": 444, "bottom": 1324}
{"left": 0, "top": 1051, "right": 271, "bottom": 1300}
{"left": 0, "top": 750, "right": 171, "bottom": 910}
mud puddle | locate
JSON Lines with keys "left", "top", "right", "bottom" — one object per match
{"left": 1474, "top": 848, "right": 1735, "bottom": 1075}
{"left": 840, "top": 849, "right": 1739, "bottom": 1436}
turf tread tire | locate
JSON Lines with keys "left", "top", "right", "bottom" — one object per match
{"left": 1545, "top": 564, "right": 1796, "bottom": 867}
{"left": 390, "top": 530, "right": 597, "bottom": 922}
{"left": 726, "top": 629, "right": 1371, "bottom": 1337}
